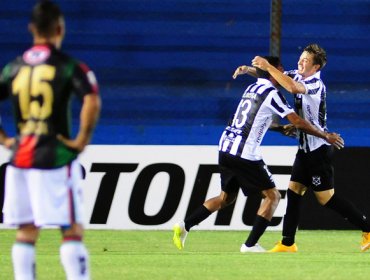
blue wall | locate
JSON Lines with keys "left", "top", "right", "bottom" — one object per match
{"left": 0, "top": 0, "right": 369, "bottom": 146}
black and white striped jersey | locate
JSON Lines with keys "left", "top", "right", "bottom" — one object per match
{"left": 219, "top": 78, "right": 294, "bottom": 161}
{"left": 285, "top": 70, "right": 328, "bottom": 152}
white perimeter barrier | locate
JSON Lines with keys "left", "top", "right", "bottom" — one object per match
{"left": 0, "top": 145, "right": 297, "bottom": 230}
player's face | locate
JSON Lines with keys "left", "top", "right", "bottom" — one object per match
{"left": 297, "top": 51, "right": 319, "bottom": 78}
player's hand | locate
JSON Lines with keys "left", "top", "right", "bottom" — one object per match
{"left": 325, "top": 133, "right": 344, "bottom": 150}
{"left": 2, "top": 137, "right": 15, "bottom": 149}
{"left": 57, "top": 134, "right": 88, "bottom": 153}
{"left": 251, "top": 56, "right": 269, "bottom": 70}
{"left": 282, "top": 124, "right": 297, "bottom": 137}
{"left": 232, "top": 65, "right": 249, "bottom": 79}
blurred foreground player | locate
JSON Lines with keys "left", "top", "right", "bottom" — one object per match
{"left": 0, "top": 1, "right": 101, "bottom": 279}
{"left": 173, "top": 56, "right": 343, "bottom": 252}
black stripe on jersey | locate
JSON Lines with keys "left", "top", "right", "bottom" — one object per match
{"left": 247, "top": 83, "right": 264, "bottom": 93}
{"left": 244, "top": 84, "right": 254, "bottom": 92}
{"left": 319, "top": 91, "right": 327, "bottom": 129}
{"left": 223, "top": 137, "right": 233, "bottom": 152}
{"left": 271, "top": 98, "right": 285, "bottom": 113}
{"left": 261, "top": 87, "right": 275, "bottom": 95}
{"left": 298, "top": 130, "right": 311, "bottom": 152}
{"left": 285, "top": 70, "right": 296, "bottom": 79}
{"left": 236, "top": 137, "right": 247, "bottom": 156}
{"left": 299, "top": 131, "right": 304, "bottom": 147}
{"left": 304, "top": 77, "right": 319, "bottom": 84}
{"left": 276, "top": 91, "right": 292, "bottom": 107}
{"left": 305, "top": 78, "right": 321, "bottom": 95}
{"left": 239, "top": 85, "right": 274, "bottom": 137}
{"left": 303, "top": 133, "right": 310, "bottom": 152}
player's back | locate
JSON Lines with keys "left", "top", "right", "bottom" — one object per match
{"left": 1, "top": 44, "right": 94, "bottom": 168}
{"left": 219, "top": 78, "right": 294, "bottom": 161}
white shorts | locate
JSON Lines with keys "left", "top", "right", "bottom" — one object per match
{"left": 2, "top": 160, "right": 85, "bottom": 227}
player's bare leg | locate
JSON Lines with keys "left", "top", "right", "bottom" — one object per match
{"left": 12, "top": 224, "right": 39, "bottom": 279}
{"left": 173, "top": 191, "right": 237, "bottom": 250}
{"left": 317, "top": 188, "right": 370, "bottom": 252}
{"left": 241, "top": 188, "right": 280, "bottom": 253}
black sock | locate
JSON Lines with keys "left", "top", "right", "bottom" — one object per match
{"left": 282, "top": 189, "right": 302, "bottom": 246}
{"left": 245, "top": 215, "right": 269, "bottom": 247}
{"left": 325, "top": 193, "right": 370, "bottom": 232}
{"left": 184, "top": 205, "right": 212, "bottom": 231}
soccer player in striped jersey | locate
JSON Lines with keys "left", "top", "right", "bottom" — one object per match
{"left": 173, "top": 56, "right": 343, "bottom": 253}
{"left": 250, "top": 44, "right": 370, "bottom": 252}
{"left": 0, "top": 1, "right": 101, "bottom": 279}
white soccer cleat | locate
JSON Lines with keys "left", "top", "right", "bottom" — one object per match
{"left": 240, "top": 243, "right": 266, "bottom": 253}
{"left": 173, "top": 221, "right": 188, "bottom": 250}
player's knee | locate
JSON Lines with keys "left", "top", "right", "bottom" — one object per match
{"left": 61, "top": 223, "right": 84, "bottom": 239}
{"left": 270, "top": 188, "right": 281, "bottom": 200}
{"left": 217, "top": 191, "right": 236, "bottom": 208}
{"left": 289, "top": 181, "right": 307, "bottom": 195}
{"left": 222, "top": 192, "right": 237, "bottom": 207}
{"left": 16, "top": 224, "right": 39, "bottom": 242}
{"left": 264, "top": 188, "right": 281, "bottom": 205}
{"left": 314, "top": 189, "right": 334, "bottom": 206}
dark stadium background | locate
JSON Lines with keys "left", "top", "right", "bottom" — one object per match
{"left": 0, "top": 0, "right": 369, "bottom": 146}
{"left": 0, "top": 0, "right": 369, "bottom": 229}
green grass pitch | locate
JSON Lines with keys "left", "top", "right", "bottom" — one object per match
{"left": 1, "top": 229, "right": 370, "bottom": 279}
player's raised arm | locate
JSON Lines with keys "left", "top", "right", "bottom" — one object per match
{"left": 232, "top": 65, "right": 257, "bottom": 79}
{"left": 252, "top": 56, "right": 306, "bottom": 94}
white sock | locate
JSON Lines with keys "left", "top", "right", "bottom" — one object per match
{"left": 12, "top": 242, "right": 36, "bottom": 280}
{"left": 60, "top": 241, "right": 90, "bottom": 280}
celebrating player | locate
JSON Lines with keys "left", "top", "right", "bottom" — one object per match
{"left": 248, "top": 44, "right": 370, "bottom": 252}
{"left": 173, "top": 56, "right": 343, "bottom": 252}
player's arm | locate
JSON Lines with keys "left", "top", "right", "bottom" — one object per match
{"left": 58, "top": 93, "right": 101, "bottom": 153}
{"left": 0, "top": 126, "right": 7, "bottom": 145}
{"left": 0, "top": 68, "right": 15, "bottom": 148}
{"left": 232, "top": 65, "right": 257, "bottom": 79}
{"left": 0, "top": 126, "right": 15, "bottom": 149}
{"left": 75, "top": 93, "right": 101, "bottom": 151}
{"left": 251, "top": 56, "right": 306, "bottom": 94}
{"left": 58, "top": 62, "right": 101, "bottom": 152}
{"left": 269, "top": 123, "right": 297, "bottom": 137}
{"left": 269, "top": 114, "right": 296, "bottom": 138}
{"left": 286, "top": 112, "right": 344, "bottom": 149}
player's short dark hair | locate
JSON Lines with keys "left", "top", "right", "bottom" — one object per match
{"left": 255, "top": 56, "right": 281, "bottom": 79}
{"left": 304, "top": 44, "right": 327, "bottom": 70}
{"left": 31, "top": 1, "right": 63, "bottom": 37}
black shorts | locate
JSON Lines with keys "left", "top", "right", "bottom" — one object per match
{"left": 218, "top": 152, "right": 276, "bottom": 196}
{"left": 290, "top": 144, "right": 334, "bottom": 191}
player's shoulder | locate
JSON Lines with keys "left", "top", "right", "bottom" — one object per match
{"left": 0, "top": 56, "right": 24, "bottom": 80}
{"left": 283, "top": 70, "right": 300, "bottom": 82}
{"left": 284, "top": 69, "right": 298, "bottom": 76}
{"left": 51, "top": 48, "right": 80, "bottom": 67}
{"left": 54, "top": 51, "right": 96, "bottom": 82}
